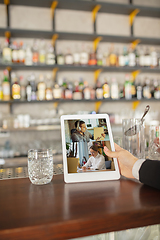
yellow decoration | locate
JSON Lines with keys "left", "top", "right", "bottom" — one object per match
{"left": 93, "top": 37, "right": 102, "bottom": 52}
{"left": 51, "top": 1, "right": 58, "bottom": 18}
{"left": 53, "top": 102, "right": 59, "bottom": 109}
{"left": 92, "top": 5, "right": 101, "bottom": 22}
{"left": 129, "top": 9, "right": 140, "bottom": 26}
{"left": 4, "top": 0, "right": 10, "bottom": 5}
{"left": 95, "top": 101, "right": 102, "bottom": 112}
{"left": 132, "top": 101, "right": 140, "bottom": 110}
{"left": 52, "top": 34, "right": 59, "bottom": 47}
{"left": 94, "top": 69, "right": 102, "bottom": 83}
{"left": 5, "top": 31, "right": 11, "bottom": 38}
{"left": 131, "top": 39, "right": 141, "bottom": 50}
{"left": 52, "top": 67, "right": 59, "bottom": 80}
{"left": 131, "top": 70, "right": 141, "bottom": 81}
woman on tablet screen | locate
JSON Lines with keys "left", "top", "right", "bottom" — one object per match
{"left": 82, "top": 145, "right": 106, "bottom": 171}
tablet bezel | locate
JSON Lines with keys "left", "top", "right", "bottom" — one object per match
{"left": 60, "top": 114, "right": 120, "bottom": 183}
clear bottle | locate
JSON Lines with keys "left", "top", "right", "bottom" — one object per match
{"left": 57, "top": 49, "right": 65, "bottom": 65}
{"left": 124, "top": 74, "right": 132, "bottom": 100}
{"left": 25, "top": 45, "right": 33, "bottom": 66}
{"left": 135, "top": 78, "right": 143, "bottom": 100}
{"left": 128, "top": 46, "right": 136, "bottom": 67}
{"left": 11, "top": 72, "right": 21, "bottom": 100}
{"left": 65, "top": 49, "right": 73, "bottom": 65}
{"left": 18, "top": 41, "right": 25, "bottom": 63}
{"left": 95, "top": 80, "right": 103, "bottom": 100}
{"left": 73, "top": 47, "right": 80, "bottom": 65}
{"left": 110, "top": 78, "right": 119, "bottom": 99}
{"left": 123, "top": 46, "right": 129, "bottom": 66}
{"left": 80, "top": 45, "right": 89, "bottom": 66}
{"left": 46, "top": 43, "right": 55, "bottom": 65}
{"left": 39, "top": 39, "right": 46, "bottom": 64}
{"left": 65, "top": 82, "right": 73, "bottom": 99}
{"left": 45, "top": 74, "right": 53, "bottom": 100}
{"left": 2, "top": 69, "right": 10, "bottom": 101}
{"left": 32, "top": 39, "right": 39, "bottom": 65}
{"left": 118, "top": 48, "right": 125, "bottom": 67}
{"left": 153, "top": 79, "right": 160, "bottom": 99}
{"left": 26, "top": 78, "right": 32, "bottom": 102}
{"left": 30, "top": 73, "right": 37, "bottom": 101}
{"left": 83, "top": 81, "right": 91, "bottom": 100}
{"left": 144, "top": 48, "right": 151, "bottom": 67}
{"left": 139, "top": 47, "right": 145, "bottom": 67}
{"left": 19, "top": 75, "right": 26, "bottom": 100}
{"left": 2, "top": 38, "right": 12, "bottom": 64}
{"left": 150, "top": 47, "right": 158, "bottom": 68}
{"left": 37, "top": 74, "right": 46, "bottom": 100}
{"left": 53, "top": 79, "right": 62, "bottom": 99}
{"left": 109, "top": 45, "right": 117, "bottom": 66}
{"left": 143, "top": 78, "right": 151, "bottom": 99}
{"left": 11, "top": 41, "right": 19, "bottom": 63}
{"left": 96, "top": 48, "right": 103, "bottom": 66}
{"left": 88, "top": 49, "right": 97, "bottom": 66}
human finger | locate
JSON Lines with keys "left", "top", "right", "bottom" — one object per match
{"left": 104, "top": 146, "right": 118, "bottom": 158}
{"left": 114, "top": 143, "right": 123, "bottom": 151}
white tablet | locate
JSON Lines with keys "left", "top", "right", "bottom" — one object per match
{"left": 60, "top": 114, "right": 120, "bottom": 183}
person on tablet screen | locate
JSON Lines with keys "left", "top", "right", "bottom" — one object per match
{"left": 71, "top": 120, "right": 105, "bottom": 142}
{"left": 82, "top": 145, "right": 106, "bottom": 171}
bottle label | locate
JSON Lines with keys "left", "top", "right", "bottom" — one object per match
{"left": 46, "top": 53, "right": 55, "bottom": 65}
{"left": 18, "top": 49, "right": 25, "bottom": 62}
{"left": 12, "top": 50, "right": 18, "bottom": 62}
{"left": 3, "top": 48, "right": 12, "bottom": 62}
{"left": 32, "top": 52, "right": 39, "bottom": 64}
{"left": 39, "top": 54, "right": 46, "bottom": 64}
{"left": 12, "top": 84, "right": 20, "bottom": 99}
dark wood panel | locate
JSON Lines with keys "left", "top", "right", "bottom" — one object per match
{"left": 0, "top": 175, "right": 160, "bottom": 239}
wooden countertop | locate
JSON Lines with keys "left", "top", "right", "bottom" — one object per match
{"left": 0, "top": 175, "right": 160, "bottom": 240}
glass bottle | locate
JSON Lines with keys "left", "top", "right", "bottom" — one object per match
{"left": 2, "top": 69, "right": 10, "bottom": 101}
{"left": 57, "top": 49, "right": 65, "bottom": 65}
{"left": 109, "top": 45, "right": 117, "bottom": 66}
{"left": 45, "top": 74, "right": 53, "bottom": 100}
{"left": 11, "top": 72, "right": 21, "bottom": 100}
{"left": 46, "top": 43, "right": 55, "bottom": 65}
{"left": 19, "top": 75, "right": 26, "bottom": 100}
{"left": 26, "top": 77, "right": 32, "bottom": 102}
{"left": 32, "top": 39, "right": 39, "bottom": 65}
{"left": 150, "top": 47, "right": 157, "bottom": 68}
{"left": 128, "top": 46, "right": 136, "bottom": 67}
{"left": 110, "top": 78, "right": 119, "bottom": 99}
{"left": 2, "top": 38, "right": 12, "bottom": 64}
{"left": 65, "top": 82, "right": 73, "bottom": 99}
{"left": 0, "top": 76, "right": 3, "bottom": 101}
{"left": 143, "top": 78, "right": 151, "bottom": 99}
{"left": 53, "top": 79, "right": 62, "bottom": 99}
{"left": 124, "top": 74, "right": 132, "bottom": 100}
{"left": 83, "top": 81, "right": 91, "bottom": 100}
{"left": 118, "top": 48, "right": 125, "bottom": 67}
{"left": 37, "top": 74, "right": 46, "bottom": 100}
{"left": 65, "top": 49, "right": 73, "bottom": 65}
{"left": 95, "top": 79, "right": 103, "bottom": 100}
{"left": 39, "top": 39, "right": 46, "bottom": 64}
{"left": 73, "top": 80, "right": 82, "bottom": 100}
{"left": 139, "top": 47, "right": 145, "bottom": 67}
{"left": 88, "top": 49, "right": 97, "bottom": 66}
{"left": 136, "top": 79, "right": 143, "bottom": 100}
{"left": 80, "top": 45, "right": 89, "bottom": 66}
{"left": 144, "top": 48, "right": 151, "bottom": 67}
{"left": 30, "top": 73, "right": 37, "bottom": 101}
{"left": 73, "top": 47, "right": 80, "bottom": 65}
{"left": 25, "top": 45, "right": 33, "bottom": 66}
{"left": 96, "top": 48, "right": 103, "bottom": 66}
{"left": 0, "top": 42, "right": 2, "bottom": 64}
{"left": 11, "top": 41, "right": 18, "bottom": 63}
{"left": 102, "top": 78, "right": 110, "bottom": 99}
{"left": 18, "top": 41, "right": 25, "bottom": 64}
{"left": 123, "top": 46, "right": 129, "bottom": 66}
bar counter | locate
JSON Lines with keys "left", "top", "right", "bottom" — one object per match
{"left": 0, "top": 174, "right": 160, "bottom": 240}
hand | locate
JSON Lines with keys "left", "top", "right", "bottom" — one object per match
{"left": 82, "top": 166, "right": 86, "bottom": 171}
{"left": 104, "top": 143, "right": 138, "bottom": 179}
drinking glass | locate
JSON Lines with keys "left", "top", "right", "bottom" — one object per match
{"left": 28, "top": 148, "right": 53, "bottom": 185}
{"left": 148, "top": 125, "right": 160, "bottom": 160}
{"left": 122, "top": 118, "right": 145, "bottom": 159}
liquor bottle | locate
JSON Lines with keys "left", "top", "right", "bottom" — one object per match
{"left": 25, "top": 45, "right": 33, "bottom": 66}
{"left": 124, "top": 74, "right": 132, "bottom": 100}
{"left": 39, "top": 39, "right": 46, "bottom": 64}
{"left": 46, "top": 43, "right": 55, "bottom": 65}
{"left": 79, "top": 78, "right": 84, "bottom": 97}
{"left": 143, "top": 78, "right": 151, "bottom": 99}
{"left": 128, "top": 46, "right": 136, "bottom": 67}
{"left": 135, "top": 79, "right": 143, "bottom": 100}
{"left": 11, "top": 72, "right": 21, "bottom": 100}
{"left": 88, "top": 49, "right": 97, "bottom": 66}
{"left": 73, "top": 81, "right": 82, "bottom": 100}
{"left": 61, "top": 78, "right": 67, "bottom": 99}
{"left": 2, "top": 38, "right": 12, "bottom": 64}
{"left": 53, "top": 79, "right": 62, "bottom": 99}
{"left": 45, "top": 74, "right": 53, "bottom": 100}
{"left": 144, "top": 48, "right": 151, "bottom": 67}
{"left": 109, "top": 45, "right": 117, "bottom": 66}
{"left": 65, "top": 82, "right": 73, "bottom": 99}
{"left": 0, "top": 76, "right": 3, "bottom": 100}
{"left": 110, "top": 78, "right": 119, "bottom": 99}
{"left": 0, "top": 42, "right": 2, "bottom": 64}
{"left": 2, "top": 69, "right": 10, "bottom": 101}
{"left": 73, "top": 47, "right": 80, "bottom": 65}
{"left": 118, "top": 48, "right": 125, "bottom": 67}
{"left": 83, "top": 81, "right": 91, "bottom": 99}
{"left": 32, "top": 40, "right": 39, "bottom": 65}
{"left": 26, "top": 78, "right": 32, "bottom": 102}
{"left": 30, "top": 73, "right": 37, "bottom": 101}
{"left": 102, "top": 78, "right": 110, "bottom": 99}
{"left": 131, "top": 77, "right": 136, "bottom": 98}
{"left": 153, "top": 79, "right": 160, "bottom": 99}
{"left": 96, "top": 48, "right": 103, "bottom": 66}
{"left": 11, "top": 41, "right": 18, "bottom": 63}
{"left": 95, "top": 80, "right": 103, "bottom": 99}
{"left": 119, "top": 84, "right": 124, "bottom": 99}
{"left": 150, "top": 47, "right": 158, "bottom": 68}
{"left": 123, "top": 46, "right": 129, "bottom": 66}
{"left": 65, "top": 49, "right": 73, "bottom": 65}
{"left": 37, "top": 74, "right": 46, "bottom": 100}
{"left": 80, "top": 45, "right": 89, "bottom": 66}
{"left": 19, "top": 75, "right": 26, "bottom": 100}
{"left": 57, "top": 49, "right": 65, "bottom": 65}
{"left": 18, "top": 42, "right": 25, "bottom": 63}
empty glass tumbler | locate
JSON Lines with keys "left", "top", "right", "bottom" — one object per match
{"left": 28, "top": 148, "right": 53, "bottom": 185}
{"left": 148, "top": 125, "right": 160, "bottom": 160}
{"left": 122, "top": 118, "right": 145, "bottom": 159}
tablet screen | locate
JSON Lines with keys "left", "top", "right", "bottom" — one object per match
{"left": 64, "top": 117, "right": 115, "bottom": 174}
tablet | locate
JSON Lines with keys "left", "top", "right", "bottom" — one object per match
{"left": 60, "top": 114, "right": 120, "bottom": 183}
